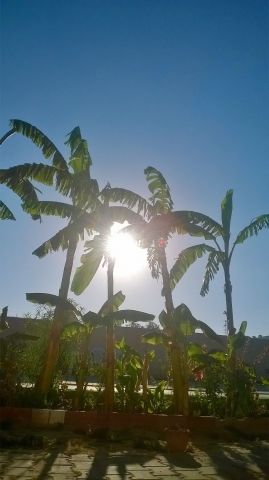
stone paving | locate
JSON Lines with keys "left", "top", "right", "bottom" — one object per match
{"left": 0, "top": 435, "right": 268, "bottom": 479}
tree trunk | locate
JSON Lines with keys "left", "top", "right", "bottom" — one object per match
{"left": 141, "top": 353, "right": 150, "bottom": 411}
{"left": 104, "top": 257, "right": 115, "bottom": 412}
{"left": 35, "top": 235, "right": 77, "bottom": 395}
{"left": 158, "top": 244, "right": 189, "bottom": 415}
{"left": 223, "top": 262, "right": 235, "bottom": 336}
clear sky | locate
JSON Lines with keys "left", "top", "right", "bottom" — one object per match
{"left": 1, "top": 0, "right": 268, "bottom": 336}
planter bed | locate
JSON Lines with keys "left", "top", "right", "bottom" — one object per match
{"left": 0, "top": 407, "right": 268, "bottom": 438}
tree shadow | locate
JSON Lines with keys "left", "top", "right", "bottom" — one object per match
{"left": 193, "top": 437, "right": 269, "bottom": 480}
{"left": 36, "top": 448, "right": 60, "bottom": 480}
{"left": 85, "top": 445, "right": 201, "bottom": 480}
{"left": 163, "top": 451, "right": 201, "bottom": 469}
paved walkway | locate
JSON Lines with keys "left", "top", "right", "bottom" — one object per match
{"left": 0, "top": 434, "right": 268, "bottom": 479}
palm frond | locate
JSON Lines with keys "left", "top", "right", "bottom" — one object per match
{"left": 65, "top": 127, "right": 92, "bottom": 174}
{"left": 107, "top": 205, "right": 144, "bottom": 225}
{"left": 0, "top": 163, "right": 56, "bottom": 186}
{"left": 147, "top": 246, "right": 161, "bottom": 279}
{"left": 70, "top": 177, "right": 100, "bottom": 209}
{"left": 9, "top": 119, "right": 67, "bottom": 170}
{"left": 144, "top": 166, "right": 173, "bottom": 214}
{"left": 23, "top": 201, "right": 81, "bottom": 219}
{"left": 201, "top": 250, "right": 224, "bottom": 296}
{"left": 196, "top": 320, "right": 224, "bottom": 345}
{"left": 100, "top": 187, "right": 154, "bottom": 219}
{"left": 71, "top": 235, "right": 105, "bottom": 295}
{"left": 172, "top": 211, "right": 223, "bottom": 237}
{"left": 32, "top": 222, "right": 82, "bottom": 258}
{"left": 0, "top": 128, "right": 16, "bottom": 145}
{"left": 98, "top": 291, "right": 126, "bottom": 317}
{"left": 82, "top": 310, "right": 100, "bottom": 326}
{"left": 173, "top": 303, "right": 223, "bottom": 345}
{"left": 169, "top": 244, "right": 216, "bottom": 291}
{"left": 221, "top": 189, "right": 233, "bottom": 235}
{"left": 144, "top": 211, "right": 218, "bottom": 242}
{"left": 26, "top": 292, "right": 81, "bottom": 317}
{"left": 233, "top": 214, "right": 269, "bottom": 247}
{"left": 105, "top": 309, "right": 155, "bottom": 324}
{"left": 0, "top": 172, "right": 41, "bottom": 214}
{"left": 0, "top": 201, "right": 15, "bottom": 220}
{"left": 141, "top": 331, "right": 167, "bottom": 346}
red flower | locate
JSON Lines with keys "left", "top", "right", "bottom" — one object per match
{"left": 158, "top": 238, "right": 167, "bottom": 248}
{"left": 194, "top": 370, "right": 204, "bottom": 381}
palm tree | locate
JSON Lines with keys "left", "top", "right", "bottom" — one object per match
{"left": 1, "top": 120, "right": 147, "bottom": 401}
{"left": 0, "top": 120, "right": 99, "bottom": 395}
{"left": 71, "top": 187, "right": 147, "bottom": 412}
{"left": 101, "top": 167, "right": 205, "bottom": 414}
{"left": 167, "top": 190, "right": 269, "bottom": 335}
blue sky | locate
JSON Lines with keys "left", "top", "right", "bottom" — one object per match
{"left": 1, "top": 0, "right": 268, "bottom": 336}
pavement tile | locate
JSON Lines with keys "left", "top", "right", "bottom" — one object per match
{"left": 71, "top": 460, "right": 93, "bottom": 468}
{"left": 70, "top": 453, "right": 93, "bottom": 460}
{"left": 127, "top": 462, "right": 153, "bottom": 470}
{"left": 198, "top": 467, "right": 218, "bottom": 475}
{"left": 0, "top": 467, "right": 33, "bottom": 477}
{"left": 128, "top": 471, "right": 156, "bottom": 479}
{"left": 142, "top": 459, "right": 167, "bottom": 467}
{"left": 49, "top": 464, "right": 74, "bottom": 473}
{"left": 150, "top": 466, "right": 187, "bottom": 476}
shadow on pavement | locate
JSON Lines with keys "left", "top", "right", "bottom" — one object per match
{"left": 194, "top": 438, "right": 269, "bottom": 480}
{"left": 85, "top": 446, "right": 201, "bottom": 480}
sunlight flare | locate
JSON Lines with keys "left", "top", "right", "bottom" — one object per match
{"left": 106, "top": 223, "right": 146, "bottom": 276}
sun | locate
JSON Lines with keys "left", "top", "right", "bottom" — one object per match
{"left": 106, "top": 223, "right": 146, "bottom": 277}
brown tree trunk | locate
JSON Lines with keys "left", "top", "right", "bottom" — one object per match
{"left": 104, "top": 257, "right": 115, "bottom": 413}
{"left": 158, "top": 244, "right": 189, "bottom": 415}
{"left": 223, "top": 262, "right": 235, "bottom": 336}
{"left": 35, "top": 235, "right": 77, "bottom": 396}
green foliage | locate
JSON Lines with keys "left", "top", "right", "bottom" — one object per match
{"left": 200, "top": 250, "right": 224, "bottom": 296}
{"left": 144, "top": 166, "right": 173, "bottom": 214}
{"left": 169, "top": 244, "right": 215, "bottom": 291}
{"left": 234, "top": 214, "right": 269, "bottom": 247}
{"left": 190, "top": 322, "right": 260, "bottom": 417}
{"left": 221, "top": 189, "right": 233, "bottom": 234}
{"left": 9, "top": 119, "right": 67, "bottom": 170}
{"left": 0, "top": 201, "right": 15, "bottom": 220}
{"left": 100, "top": 187, "right": 154, "bottom": 219}
{"left": 65, "top": 126, "right": 92, "bottom": 173}
{"left": 71, "top": 235, "right": 105, "bottom": 295}
{"left": 26, "top": 292, "right": 82, "bottom": 324}
{"left": 115, "top": 338, "right": 143, "bottom": 412}
{"left": 146, "top": 381, "right": 172, "bottom": 413}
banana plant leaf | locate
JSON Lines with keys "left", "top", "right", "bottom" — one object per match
{"left": 104, "top": 309, "right": 154, "bottom": 325}
{"left": 141, "top": 330, "right": 168, "bottom": 346}
{"left": 98, "top": 291, "right": 125, "bottom": 317}
{"left": 26, "top": 292, "right": 82, "bottom": 318}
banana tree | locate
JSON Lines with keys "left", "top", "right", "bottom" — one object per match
{"left": 189, "top": 321, "right": 258, "bottom": 417}
{"left": 61, "top": 290, "right": 122, "bottom": 409}
{"left": 0, "top": 120, "right": 100, "bottom": 395}
{"left": 167, "top": 190, "right": 269, "bottom": 336}
{"left": 142, "top": 303, "right": 223, "bottom": 414}
{"left": 25, "top": 291, "right": 84, "bottom": 389}
{"left": 71, "top": 192, "right": 150, "bottom": 412}
{"left": 73, "top": 289, "right": 154, "bottom": 412}
{"left": 101, "top": 167, "right": 207, "bottom": 414}
{"left": 25, "top": 195, "right": 142, "bottom": 402}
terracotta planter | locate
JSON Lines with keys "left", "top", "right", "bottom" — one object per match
{"left": 165, "top": 428, "right": 190, "bottom": 453}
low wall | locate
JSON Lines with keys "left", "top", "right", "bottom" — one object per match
{"left": 0, "top": 407, "right": 268, "bottom": 437}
